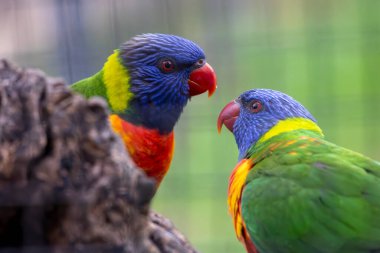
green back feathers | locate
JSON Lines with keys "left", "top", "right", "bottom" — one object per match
{"left": 242, "top": 130, "right": 380, "bottom": 253}
{"left": 71, "top": 51, "right": 133, "bottom": 113}
{"left": 71, "top": 69, "right": 107, "bottom": 99}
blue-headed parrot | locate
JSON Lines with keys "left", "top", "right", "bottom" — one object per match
{"left": 217, "top": 89, "right": 380, "bottom": 253}
{"left": 72, "top": 33, "right": 217, "bottom": 187}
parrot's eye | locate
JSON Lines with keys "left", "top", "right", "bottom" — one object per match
{"left": 195, "top": 59, "right": 205, "bottom": 67}
{"left": 249, "top": 100, "right": 263, "bottom": 113}
{"left": 159, "top": 59, "right": 176, "bottom": 73}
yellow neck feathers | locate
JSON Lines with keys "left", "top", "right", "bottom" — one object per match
{"left": 258, "top": 117, "right": 324, "bottom": 144}
{"left": 103, "top": 51, "right": 133, "bottom": 113}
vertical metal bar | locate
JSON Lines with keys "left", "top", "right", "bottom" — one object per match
{"left": 54, "top": 0, "right": 89, "bottom": 83}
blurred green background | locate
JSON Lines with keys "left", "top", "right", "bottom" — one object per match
{"left": 1, "top": 0, "right": 380, "bottom": 252}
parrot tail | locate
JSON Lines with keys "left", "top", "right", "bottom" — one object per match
{"left": 242, "top": 228, "right": 259, "bottom": 253}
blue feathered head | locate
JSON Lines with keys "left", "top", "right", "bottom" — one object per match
{"left": 218, "top": 89, "right": 318, "bottom": 159}
{"left": 118, "top": 33, "right": 217, "bottom": 133}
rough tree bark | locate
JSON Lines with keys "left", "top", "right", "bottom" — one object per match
{"left": 0, "top": 59, "right": 198, "bottom": 253}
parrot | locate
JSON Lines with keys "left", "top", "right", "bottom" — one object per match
{"left": 71, "top": 33, "right": 217, "bottom": 187}
{"left": 217, "top": 89, "right": 380, "bottom": 253}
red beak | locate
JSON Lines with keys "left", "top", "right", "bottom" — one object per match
{"left": 188, "top": 62, "right": 217, "bottom": 97}
{"left": 217, "top": 100, "right": 240, "bottom": 133}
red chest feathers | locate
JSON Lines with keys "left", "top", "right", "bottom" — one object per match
{"left": 109, "top": 115, "right": 174, "bottom": 184}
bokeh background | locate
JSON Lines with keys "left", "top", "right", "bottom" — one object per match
{"left": 1, "top": 0, "right": 380, "bottom": 252}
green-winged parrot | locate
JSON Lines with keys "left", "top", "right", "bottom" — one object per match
{"left": 217, "top": 89, "right": 380, "bottom": 253}
{"left": 72, "top": 33, "right": 217, "bottom": 187}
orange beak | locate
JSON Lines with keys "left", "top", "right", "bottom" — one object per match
{"left": 217, "top": 100, "right": 240, "bottom": 133}
{"left": 188, "top": 62, "right": 217, "bottom": 97}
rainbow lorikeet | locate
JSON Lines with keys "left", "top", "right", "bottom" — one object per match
{"left": 217, "top": 89, "right": 380, "bottom": 253}
{"left": 72, "top": 33, "right": 217, "bottom": 186}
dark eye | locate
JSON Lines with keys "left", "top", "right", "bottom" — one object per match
{"left": 159, "top": 59, "right": 176, "bottom": 73}
{"left": 249, "top": 100, "right": 263, "bottom": 113}
{"left": 196, "top": 59, "right": 205, "bottom": 67}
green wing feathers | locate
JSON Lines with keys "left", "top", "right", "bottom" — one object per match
{"left": 71, "top": 70, "right": 108, "bottom": 99}
{"left": 242, "top": 131, "right": 380, "bottom": 253}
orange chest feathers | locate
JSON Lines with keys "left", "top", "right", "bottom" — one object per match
{"left": 228, "top": 158, "right": 259, "bottom": 253}
{"left": 109, "top": 115, "right": 174, "bottom": 185}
